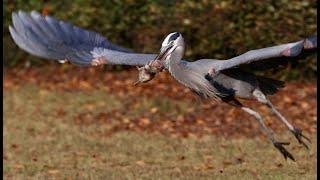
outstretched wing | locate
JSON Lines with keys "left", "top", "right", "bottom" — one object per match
{"left": 206, "top": 36, "right": 317, "bottom": 72}
{"left": 9, "top": 11, "right": 157, "bottom": 67}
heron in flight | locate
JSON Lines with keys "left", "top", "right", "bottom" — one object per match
{"left": 9, "top": 11, "right": 317, "bottom": 161}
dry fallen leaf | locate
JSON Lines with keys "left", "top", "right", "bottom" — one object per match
{"left": 48, "top": 169, "right": 60, "bottom": 175}
{"left": 150, "top": 107, "right": 158, "bottom": 114}
{"left": 140, "top": 118, "right": 151, "bottom": 126}
{"left": 4, "top": 67, "right": 316, "bottom": 139}
{"left": 135, "top": 160, "right": 146, "bottom": 166}
{"left": 222, "top": 161, "right": 232, "bottom": 167}
{"left": 13, "top": 164, "right": 24, "bottom": 169}
{"left": 173, "top": 167, "right": 182, "bottom": 173}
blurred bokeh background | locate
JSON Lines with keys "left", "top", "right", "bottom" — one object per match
{"left": 3, "top": 1, "right": 317, "bottom": 179}
{"left": 3, "top": 0, "right": 317, "bottom": 80}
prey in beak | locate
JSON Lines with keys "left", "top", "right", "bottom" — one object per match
{"left": 134, "top": 45, "right": 175, "bottom": 86}
{"left": 134, "top": 66, "right": 156, "bottom": 86}
{"left": 134, "top": 32, "right": 180, "bottom": 86}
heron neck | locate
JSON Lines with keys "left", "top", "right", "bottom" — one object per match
{"left": 164, "top": 45, "right": 190, "bottom": 85}
{"left": 165, "top": 46, "right": 185, "bottom": 68}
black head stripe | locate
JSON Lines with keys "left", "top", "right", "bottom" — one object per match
{"left": 168, "top": 32, "right": 180, "bottom": 42}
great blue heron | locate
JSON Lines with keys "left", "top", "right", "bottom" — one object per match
{"left": 9, "top": 11, "right": 317, "bottom": 161}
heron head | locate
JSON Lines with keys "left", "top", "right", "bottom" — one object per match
{"left": 134, "top": 32, "right": 183, "bottom": 86}
{"left": 155, "top": 32, "right": 184, "bottom": 61}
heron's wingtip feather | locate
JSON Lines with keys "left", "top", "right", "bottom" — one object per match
{"left": 304, "top": 36, "right": 317, "bottom": 49}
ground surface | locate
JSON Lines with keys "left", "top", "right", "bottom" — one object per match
{"left": 3, "top": 66, "right": 317, "bottom": 179}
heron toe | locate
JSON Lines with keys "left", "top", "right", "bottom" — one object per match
{"left": 291, "top": 127, "right": 311, "bottom": 149}
{"left": 273, "top": 141, "right": 295, "bottom": 161}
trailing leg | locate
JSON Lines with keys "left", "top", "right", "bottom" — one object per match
{"left": 266, "top": 99, "right": 311, "bottom": 149}
{"left": 253, "top": 89, "right": 311, "bottom": 149}
{"left": 241, "top": 106, "right": 295, "bottom": 161}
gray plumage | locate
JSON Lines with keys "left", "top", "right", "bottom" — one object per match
{"left": 161, "top": 33, "right": 316, "bottom": 102}
{"left": 197, "top": 36, "right": 316, "bottom": 73}
{"left": 9, "top": 11, "right": 317, "bottom": 161}
{"left": 158, "top": 32, "right": 316, "bottom": 161}
{"left": 9, "top": 11, "right": 157, "bottom": 66}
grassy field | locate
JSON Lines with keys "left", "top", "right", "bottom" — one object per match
{"left": 4, "top": 83, "right": 316, "bottom": 179}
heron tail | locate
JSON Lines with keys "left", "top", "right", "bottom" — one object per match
{"left": 257, "top": 76, "right": 285, "bottom": 95}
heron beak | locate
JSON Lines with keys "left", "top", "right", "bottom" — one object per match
{"left": 134, "top": 80, "right": 140, "bottom": 86}
{"left": 155, "top": 44, "right": 174, "bottom": 61}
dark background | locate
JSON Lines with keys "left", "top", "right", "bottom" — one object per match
{"left": 3, "top": 0, "right": 317, "bottom": 80}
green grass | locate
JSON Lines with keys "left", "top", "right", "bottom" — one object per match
{"left": 4, "top": 84, "right": 316, "bottom": 179}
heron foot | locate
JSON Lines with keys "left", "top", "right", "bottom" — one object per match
{"left": 291, "top": 127, "right": 311, "bottom": 149}
{"left": 273, "top": 141, "right": 295, "bottom": 161}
